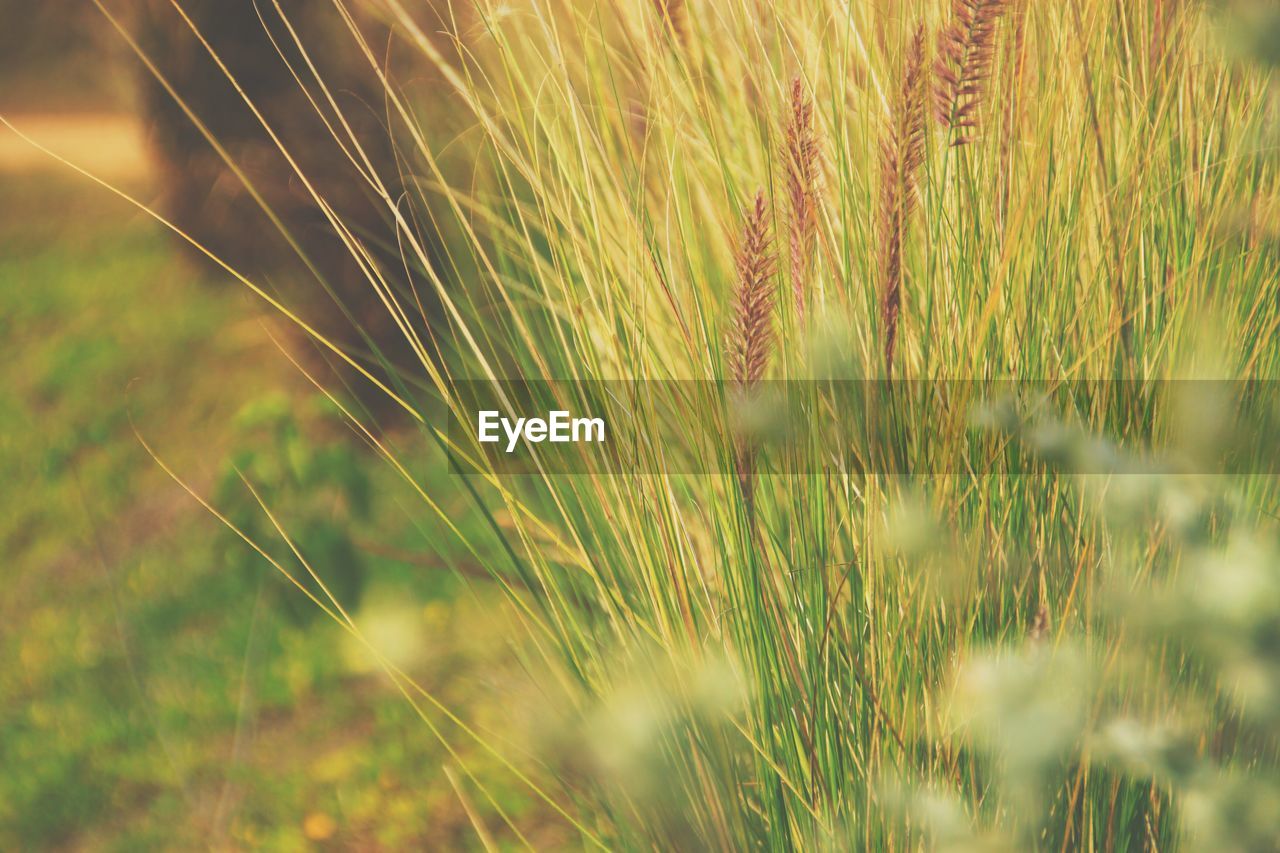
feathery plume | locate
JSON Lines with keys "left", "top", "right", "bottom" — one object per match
{"left": 878, "top": 26, "right": 927, "bottom": 378}
{"left": 727, "top": 191, "right": 776, "bottom": 515}
{"left": 784, "top": 77, "right": 820, "bottom": 319}
{"left": 653, "top": 0, "right": 688, "bottom": 48}
{"left": 933, "top": 0, "right": 1008, "bottom": 146}
{"left": 728, "top": 191, "right": 777, "bottom": 389}
{"left": 1029, "top": 603, "right": 1051, "bottom": 644}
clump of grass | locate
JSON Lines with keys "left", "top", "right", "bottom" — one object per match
{"left": 878, "top": 26, "right": 927, "bottom": 377}
{"left": 783, "top": 76, "right": 819, "bottom": 319}
{"left": 933, "top": 0, "right": 1009, "bottom": 145}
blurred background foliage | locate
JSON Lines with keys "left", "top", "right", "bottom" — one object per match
{"left": 0, "top": 2, "right": 549, "bottom": 848}
{"left": 130, "top": 0, "right": 452, "bottom": 382}
{"left": 0, "top": 1, "right": 129, "bottom": 109}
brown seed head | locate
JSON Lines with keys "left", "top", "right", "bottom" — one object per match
{"left": 1030, "top": 603, "right": 1051, "bottom": 644}
{"left": 784, "top": 77, "right": 820, "bottom": 319}
{"left": 878, "top": 26, "right": 927, "bottom": 376}
{"left": 933, "top": 0, "right": 1009, "bottom": 146}
{"left": 653, "top": 0, "right": 688, "bottom": 47}
{"left": 728, "top": 191, "right": 777, "bottom": 389}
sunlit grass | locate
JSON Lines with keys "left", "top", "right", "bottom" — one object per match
{"left": 10, "top": 0, "right": 1280, "bottom": 847}
{"left": 354, "top": 1, "right": 1280, "bottom": 846}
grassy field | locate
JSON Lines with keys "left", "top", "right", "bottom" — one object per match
{"left": 0, "top": 172, "right": 562, "bottom": 849}
{"left": 6, "top": 0, "right": 1280, "bottom": 849}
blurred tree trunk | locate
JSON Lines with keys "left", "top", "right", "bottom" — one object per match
{"left": 0, "top": 0, "right": 130, "bottom": 107}
{"left": 131, "top": 0, "right": 438, "bottom": 390}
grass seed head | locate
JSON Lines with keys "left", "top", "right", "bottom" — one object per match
{"left": 728, "top": 191, "right": 777, "bottom": 390}
{"left": 653, "top": 0, "right": 689, "bottom": 47}
{"left": 878, "top": 25, "right": 928, "bottom": 377}
{"left": 934, "top": 0, "right": 1009, "bottom": 145}
{"left": 784, "top": 76, "right": 820, "bottom": 319}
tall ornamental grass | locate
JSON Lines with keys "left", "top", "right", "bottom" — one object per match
{"left": 17, "top": 0, "right": 1280, "bottom": 847}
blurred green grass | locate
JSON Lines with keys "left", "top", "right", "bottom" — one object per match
{"left": 0, "top": 175, "right": 551, "bottom": 850}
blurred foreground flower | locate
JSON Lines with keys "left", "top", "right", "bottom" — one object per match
{"left": 342, "top": 594, "right": 429, "bottom": 676}
{"left": 949, "top": 645, "right": 1089, "bottom": 823}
